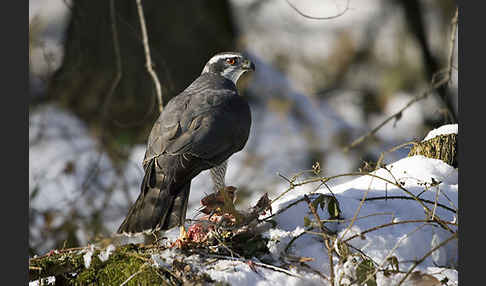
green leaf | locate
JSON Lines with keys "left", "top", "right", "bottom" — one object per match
{"left": 327, "top": 196, "right": 341, "bottom": 219}
{"left": 356, "top": 259, "right": 377, "bottom": 286}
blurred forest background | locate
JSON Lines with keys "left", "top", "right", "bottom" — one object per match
{"left": 29, "top": 0, "right": 458, "bottom": 256}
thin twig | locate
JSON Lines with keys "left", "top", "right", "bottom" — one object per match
{"left": 284, "top": 229, "right": 307, "bottom": 254}
{"left": 304, "top": 195, "right": 335, "bottom": 284}
{"left": 135, "top": 0, "right": 163, "bottom": 113}
{"left": 272, "top": 170, "right": 320, "bottom": 204}
{"left": 104, "top": 0, "right": 123, "bottom": 120}
{"left": 397, "top": 233, "right": 457, "bottom": 285}
{"left": 342, "top": 219, "right": 456, "bottom": 244}
{"left": 339, "top": 173, "right": 375, "bottom": 242}
{"left": 364, "top": 196, "right": 456, "bottom": 213}
{"left": 263, "top": 198, "right": 306, "bottom": 221}
{"left": 29, "top": 246, "right": 88, "bottom": 262}
{"left": 320, "top": 211, "right": 395, "bottom": 224}
{"left": 431, "top": 186, "right": 440, "bottom": 219}
{"left": 375, "top": 141, "right": 417, "bottom": 170}
{"left": 343, "top": 91, "right": 431, "bottom": 152}
{"left": 285, "top": 0, "right": 350, "bottom": 20}
{"left": 120, "top": 266, "right": 146, "bottom": 286}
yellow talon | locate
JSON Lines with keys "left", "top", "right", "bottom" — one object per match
{"left": 180, "top": 225, "right": 188, "bottom": 240}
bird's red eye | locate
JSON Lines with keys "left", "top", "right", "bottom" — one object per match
{"left": 226, "top": 58, "right": 236, "bottom": 65}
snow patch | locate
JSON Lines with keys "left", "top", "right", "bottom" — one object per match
{"left": 98, "top": 244, "right": 116, "bottom": 262}
{"left": 422, "top": 124, "right": 458, "bottom": 141}
{"left": 29, "top": 276, "right": 55, "bottom": 286}
{"left": 83, "top": 245, "right": 95, "bottom": 269}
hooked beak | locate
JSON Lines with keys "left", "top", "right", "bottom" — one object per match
{"left": 242, "top": 59, "right": 256, "bottom": 71}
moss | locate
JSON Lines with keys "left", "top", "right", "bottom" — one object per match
{"left": 30, "top": 244, "right": 170, "bottom": 285}
{"left": 72, "top": 245, "right": 167, "bottom": 286}
{"left": 30, "top": 250, "right": 86, "bottom": 282}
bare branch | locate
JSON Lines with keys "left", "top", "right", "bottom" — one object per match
{"left": 342, "top": 219, "right": 455, "bottom": 244}
{"left": 136, "top": 0, "right": 164, "bottom": 113}
{"left": 285, "top": 0, "right": 350, "bottom": 20}
{"left": 364, "top": 196, "right": 456, "bottom": 213}
{"left": 102, "top": 0, "right": 123, "bottom": 120}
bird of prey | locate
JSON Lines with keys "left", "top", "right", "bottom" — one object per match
{"left": 118, "top": 52, "right": 255, "bottom": 235}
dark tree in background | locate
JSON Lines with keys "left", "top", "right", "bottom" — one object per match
{"left": 43, "top": 0, "right": 237, "bottom": 159}
{"left": 396, "top": 0, "right": 457, "bottom": 123}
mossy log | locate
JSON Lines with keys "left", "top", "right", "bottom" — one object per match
{"left": 28, "top": 233, "right": 268, "bottom": 285}
{"left": 28, "top": 196, "right": 273, "bottom": 284}
{"left": 29, "top": 245, "right": 175, "bottom": 285}
{"left": 408, "top": 133, "right": 458, "bottom": 167}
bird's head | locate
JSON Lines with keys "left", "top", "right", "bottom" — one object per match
{"left": 202, "top": 52, "right": 255, "bottom": 84}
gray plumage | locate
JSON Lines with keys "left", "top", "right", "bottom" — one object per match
{"left": 118, "top": 52, "right": 254, "bottom": 234}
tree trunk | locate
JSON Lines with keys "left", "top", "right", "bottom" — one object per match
{"left": 408, "top": 133, "right": 458, "bottom": 167}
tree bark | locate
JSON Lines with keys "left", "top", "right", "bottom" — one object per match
{"left": 408, "top": 133, "right": 458, "bottom": 167}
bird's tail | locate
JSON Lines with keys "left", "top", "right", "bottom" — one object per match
{"left": 117, "top": 161, "right": 191, "bottom": 234}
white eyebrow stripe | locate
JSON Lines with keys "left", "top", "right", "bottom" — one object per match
{"left": 201, "top": 53, "right": 243, "bottom": 74}
{"left": 208, "top": 54, "right": 240, "bottom": 64}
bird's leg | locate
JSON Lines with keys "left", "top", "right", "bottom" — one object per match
{"left": 210, "top": 161, "right": 227, "bottom": 193}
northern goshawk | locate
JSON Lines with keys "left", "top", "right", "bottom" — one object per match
{"left": 118, "top": 52, "right": 255, "bottom": 235}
